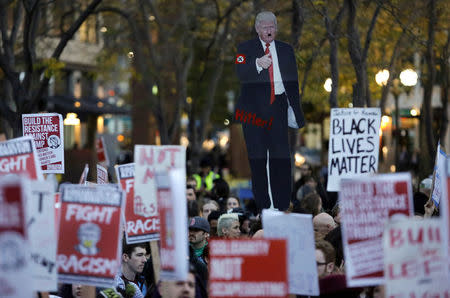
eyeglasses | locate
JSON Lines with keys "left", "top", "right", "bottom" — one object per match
{"left": 316, "top": 261, "right": 327, "bottom": 266}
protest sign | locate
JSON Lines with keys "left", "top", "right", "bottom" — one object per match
{"left": 97, "top": 164, "right": 108, "bottom": 184}
{"left": 262, "top": 210, "right": 319, "bottom": 296}
{"left": 0, "top": 176, "right": 33, "bottom": 297}
{"left": 431, "top": 143, "right": 446, "bottom": 207}
{"left": 383, "top": 218, "right": 449, "bottom": 297}
{"left": 340, "top": 173, "right": 413, "bottom": 286}
{"left": 209, "top": 238, "right": 288, "bottom": 298}
{"left": 116, "top": 163, "right": 150, "bottom": 244}
{"left": 96, "top": 136, "right": 109, "bottom": 166}
{"left": 133, "top": 145, "right": 185, "bottom": 241}
{"left": 22, "top": 113, "right": 64, "bottom": 174}
{"left": 0, "top": 136, "right": 43, "bottom": 180}
{"left": 56, "top": 184, "right": 124, "bottom": 287}
{"left": 25, "top": 180, "right": 57, "bottom": 291}
{"left": 327, "top": 108, "right": 381, "bottom": 191}
{"left": 79, "top": 164, "right": 89, "bottom": 184}
{"left": 156, "top": 169, "right": 188, "bottom": 281}
{"left": 440, "top": 156, "right": 450, "bottom": 274}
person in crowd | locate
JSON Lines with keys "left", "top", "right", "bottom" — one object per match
{"left": 324, "top": 226, "right": 344, "bottom": 270}
{"left": 319, "top": 274, "right": 363, "bottom": 297}
{"left": 208, "top": 210, "right": 222, "bottom": 237}
{"left": 293, "top": 192, "right": 322, "bottom": 217}
{"left": 330, "top": 204, "right": 340, "bottom": 225}
{"left": 193, "top": 158, "right": 220, "bottom": 193}
{"left": 113, "top": 241, "right": 148, "bottom": 298}
{"left": 187, "top": 185, "right": 197, "bottom": 202}
{"left": 210, "top": 178, "right": 230, "bottom": 211}
{"left": 226, "top": 196, "right": 240, "bottom": 212}
{"left": 217, "top": 213, "right": 241, "bottom": 238}
{"left": 188, "top": 216, "right": 210, "bottom": 265}
{"left": 158, "top": 271, "right": 196, "bottom": 298}
{"left": 313, "top": 212, "right": 336, "bottom": 239}
{"left": 187, "top": 200, "right": 200, "bottom": 218}
{"left": 235, "top": 11, "right": 305, "bottom": 212}
{"left": 229, "top": 207, "right": 252, "bottom": 236}
{"left": 315, "top": 239, "right": 336, "bottom": 278}
{"left": 295, "top": 180, "right": 316, "bottom": 203}
{"left": 413, "top": 191, "right": 428, "bottom": 217}
{"left": 293, "top": 162, "right": 313, "bottom": 200}
{"left": 187, "top": 176, "right": 198, "bottom": 189}
{"left": 201, "top": 199, "right": 219, "bottom": 220}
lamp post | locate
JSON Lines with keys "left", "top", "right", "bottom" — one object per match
{"left": 375, "top": 69, "right": 417, "bottom": 171}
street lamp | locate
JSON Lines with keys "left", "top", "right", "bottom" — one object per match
{"left": 375, "top": 68, "right": 418, "bottom": 171}
{"left": 323, "top": 78, "right": 332, "bottom": 93}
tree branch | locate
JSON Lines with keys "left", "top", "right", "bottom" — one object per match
{"left": 362, "top": 0, "right": 382, "bottom": 61}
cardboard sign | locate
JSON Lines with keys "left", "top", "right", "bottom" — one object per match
{"left": 22, "top": 113, "right": 64, "bottom": 174}
{"left": 327, "top": 108, "right": 381, "bottom": 191}
{"left": 96, "top": 136, "right": 109, "bottom": 166}
{"left": 56, "top": 184, "right": 124, "bottom": 287}
{"left": 25, "top": 180, "right": 57, "bottom": 291}
{"left": 440, "top": 156, "right": 450, "bottom": 274}
{"left": 383, "top": 218, "right": 450, "bottom": 297}
{"left": 97, "top": 164, "right": 108, "bottom": 184}
{"left": 0, "top": 136, "right": 43, "bottom": 180}
{"left": 0, "top": 176, "right": 33, "bottom": 297}
{"left": 340, "top": 173, "right": 413, "bottom": 286}
{"left": 209, "top": 239, "right": 288, "bottom": 298}
{"left": 115, "top": 163, "right": 150, "bottom": 244}
{"left": 431, "top": 143, "right": 446, "bottom": 207}
{"left": 262, "top": 210, "right": 319, "bottom": 296}
{"left": 157, "top": 169, "right": 188, "bottom": 281}
{"left": 133, "top": 145, "right": 185, "bottom": 241}
{"left": 79, "top": 164, "right": 89, "bottom": 184}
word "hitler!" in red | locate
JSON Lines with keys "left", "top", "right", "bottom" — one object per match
{"left": 235, "top": 109, "right": 273, "bottom": 130}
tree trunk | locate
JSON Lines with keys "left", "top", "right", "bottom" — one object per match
{"left": 439, "top": 30, "right": 449, "bottom": 147}
{"left": 422, "top": 0, "right": 437, "bottom": 167}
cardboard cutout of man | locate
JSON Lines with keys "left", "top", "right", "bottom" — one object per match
{"left": 235, "top": 11, "right": 305, "bottom": 211}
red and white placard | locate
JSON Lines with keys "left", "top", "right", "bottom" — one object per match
{"left": 79, "top": 164, "right": 89, "bottom": 184}
{"left": 383, "top": 218, "right": 449, "bottom": 297}
{"left": 0, "top": 136, "right": 43, "bottom": 180}
{"left": 22, "top": 113, "right": 64, "bottom": 174}
{"left": 96, "top": 136, "right": 109, "bottom": 166}
{"left": 0, "top": 176, "right": 33, "bottom": 297}
{"left": 209, "top": 239, "right": 288, "bottom": 298}
{"left": 340, "top": 173, "right": 413, "bottom": 286}
{"left": 157, "top": 169, "right": 188, "bottom": 281}
{"left": 97, "top": 164, "right": 108, "bottom": 184}
{"left": 56, "top": 184, "right": 124, "bottom": 287}
{"left": 133, "top": 145, "right": 185, "bottom": 241}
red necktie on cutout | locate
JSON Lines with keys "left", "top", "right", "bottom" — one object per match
{"left": 265, "top": 43, "right": 275, "bottom": 104}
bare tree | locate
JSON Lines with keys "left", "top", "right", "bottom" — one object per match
{"left": 0, "top": 0, "right": 103, "bottom": 137}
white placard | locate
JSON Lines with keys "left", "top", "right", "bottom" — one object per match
{"left": 262, "top": 209, "right": 319, "bottom": 296}
{"left": 158, "top": 169, "right": 188, "bottom": 281}
{"left": 134, "top": 145, "right": 185, "bottom": 241}
{"left": 327, "top": 108, "right": 381, "bottom": 191}
{"left": 25, "top": 180, "right": 57, "bottom": 291}
{"left": 97, "top": 164, "right": 108, "bottom": 184}
{"left": 431, "top": 143, "right": 446, "bottom": 207}
{"left": 22, "top": 113, "right": 64, "bottom": 174}
{"left": 383, "top": 218, "right": 449, "bottom": 297}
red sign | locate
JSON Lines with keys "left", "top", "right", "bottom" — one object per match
{"left": 96, "top": 136, "right": 109, "bottom": 166}
{"left": 0, "top": 136, "right": 43, "bottom": 180}
{"left": 116, "top": 163, "right": 158, "bottom": 243}
{"left": 209, "top": 239, "right": 288, "bottom": 298}
{"left": 56, "top": 185, "right": 124, "bottom": 287}
{"left": 22, "top": 113, "right": 64, "bottom": 173}
{"left": 340, "top": 173, "right": 414, "bottom": 286}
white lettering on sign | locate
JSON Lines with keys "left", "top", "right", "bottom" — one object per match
{"left": 210, "top": 258, "right": 243, "bottom": 280}
{"left": 65, "top": 205, "right": 117, "bottom": 224}
{"left": 125, "top": 179, "right": 134, "bottom": 193}
{"left": 127, "top": 218, "right": 160, "bottom": 235}
{"left": 210, "top": 282, "right": 287, "bottom": 297}
{"left": 0, "top": 156, "right": 30, "bottom": 172}
{"left": 210, "top": 240, "right": 270, "bottom": 256}
{"left": 57, "top": 254, "right": 118, "bottom": 275}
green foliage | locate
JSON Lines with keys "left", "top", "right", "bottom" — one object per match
{"left": 34, "top": 58, "right": 65, "bottom": 79}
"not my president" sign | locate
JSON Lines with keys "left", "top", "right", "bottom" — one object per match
{"left": 327, "top": 108, "right": 381, "bottom": 191}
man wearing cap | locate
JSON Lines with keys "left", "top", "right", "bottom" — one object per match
{"left": 189, "top": 216, "right": 210, "bottom": 265}
{"left": 235, "top": 11, "right": 305, "bottom": 212}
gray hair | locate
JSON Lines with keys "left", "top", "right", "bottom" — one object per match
{"left": 217, "top": 213, "right": 239, "bottom": 236}
{"left": 255, "top": 11, "right": 277, "bottom": 29}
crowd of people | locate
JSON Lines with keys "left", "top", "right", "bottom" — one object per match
{"left": 46, "top": 156, "right": 438, "bottom": 298}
